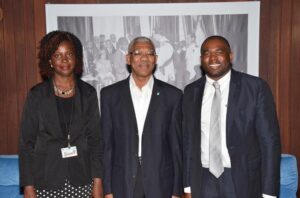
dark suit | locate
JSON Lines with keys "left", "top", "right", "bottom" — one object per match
{"left": 183, "top": 69, "right": 281, "bottom": 197}
{"left": 19, "top": 79, "right": 102, "bottom": 190}
{"left": 101, "top": 77, "right": 183, "bottom": 198}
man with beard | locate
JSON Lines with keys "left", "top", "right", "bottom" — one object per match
{"left": 101, "top": 36, "right": 183, "bottom": 198}
{"left": 183, "top": 35, "right": 281, "bottom": 198}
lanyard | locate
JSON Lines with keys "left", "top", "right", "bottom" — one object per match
{"left": 58, "top": 95, "right": 75, "bottom": 148}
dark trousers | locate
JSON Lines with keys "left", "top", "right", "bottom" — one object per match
{"left": 200, "top": 167, "right": 237, "bottom": 198}
{"left": 133, "top": 162, "right": 145, "bottom": 198}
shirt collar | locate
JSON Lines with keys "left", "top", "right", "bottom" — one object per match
{"left": 205, "top": 69, "right": 231, "bottom": 86}
{"left": 129, "top": 74, "right": 154, "bottom": 92}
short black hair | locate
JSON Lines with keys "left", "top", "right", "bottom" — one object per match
{"left": 201, "top": 35, "right": 231, "bottom": 53}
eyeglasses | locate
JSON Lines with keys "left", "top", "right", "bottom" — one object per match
{"left": 129, "top": 49, "right": 156, "bottom": 58}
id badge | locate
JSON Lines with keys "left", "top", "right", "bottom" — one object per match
{"left": 61, "top": 146, "right": 78, "bottom": 158}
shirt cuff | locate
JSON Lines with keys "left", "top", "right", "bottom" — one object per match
{"left": 262, "top": 194, "right": 276, "bottom": 198}
{"left": 184, "top": 188, "right": 275, "bottom": 197}
{"left": 184, "top": 187, "right": 191, "bottom": 193}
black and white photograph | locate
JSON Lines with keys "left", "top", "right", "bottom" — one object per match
{"left": 46, "top": 2, "right": 260, "bottom": 96}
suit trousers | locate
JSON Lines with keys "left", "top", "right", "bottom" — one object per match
{"left": 133, "top": 161, "right": 145, "bottom": 198}
{"left": 200, "top": 167, "right": 237, "bottom": 198}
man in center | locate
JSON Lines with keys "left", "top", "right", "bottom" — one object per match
{"left": 101, "top": 36, "right": 183, "bottom": 198}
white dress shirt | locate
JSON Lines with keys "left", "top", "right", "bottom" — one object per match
{"left": 184, "top": 71, "right": 276, "bottom": 197}
{"left": 201, "top": 71, "right": 231, "bottom": 168}
{"left": 129, "top": 75, "right": 154, "bottom": 157}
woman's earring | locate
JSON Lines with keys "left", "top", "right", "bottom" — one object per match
{"left": 50, "top": 64, "right": 53, "bottom": 68}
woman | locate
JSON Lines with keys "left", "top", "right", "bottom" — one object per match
{"left": 19, "top": 31, "right": 103, "bottom": 198}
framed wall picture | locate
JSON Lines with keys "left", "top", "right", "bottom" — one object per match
{"left": 46, "top": 2, "right": 260, "bottom": 92}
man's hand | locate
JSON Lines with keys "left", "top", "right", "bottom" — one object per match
{"left": 105, "top": 194, "right": 113, "bottom": 198}
{"left": 172, "top": 196, "right": 180, "bottom": 198}
{"left": 24, "top": 185, "right": 37, "bottom": 198}
{"left": 92, "top": 178, "right": 103, "bottom": 198}
{"left": 183, "top": 193, "right": 192, "bottom": 198}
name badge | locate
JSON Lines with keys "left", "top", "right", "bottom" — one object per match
{"left": 61, "top": 146, "right": 78, "bottom": 158}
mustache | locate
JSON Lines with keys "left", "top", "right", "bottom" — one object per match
{"left": 127, "top": 64, "right": 157, "bottom": 73}
{"left": 138, "top": 61, "right": 152, "bottom": 66}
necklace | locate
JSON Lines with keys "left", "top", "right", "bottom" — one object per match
{"left": 53, "top": 81, "right": 75, "bottom": 96}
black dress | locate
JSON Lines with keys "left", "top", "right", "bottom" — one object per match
{"left": 36, "top": 180, "right": 92, "bottom": 198}
{"left": 35, "top": 96, "right": 93, "bottom": 198}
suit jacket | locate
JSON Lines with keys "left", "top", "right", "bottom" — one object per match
{"left": 101, "top": 77, "right": 183, "bottom": 198}
{"left": 19, "top": 79, "right": 102, "bottom": 189}
{"left": 183, "top": 69, "right": 281, "bottom": 197}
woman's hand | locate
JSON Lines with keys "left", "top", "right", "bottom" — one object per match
{"left": 104, "top": 194, "right": 113, "bottom": 198}
{"left": 184, "top": 193, "right": 192, "bottom": 198}
{"left": 24, "top": 185, "right": 37, "bottom": 198}
{"left": 92, "top": 178, "right": 103, "bottom": 198}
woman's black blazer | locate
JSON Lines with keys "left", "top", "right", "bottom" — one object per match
{"left": 19, "top": 79, "right": 102, "bottom": 190}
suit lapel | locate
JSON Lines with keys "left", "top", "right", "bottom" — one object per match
{"left": 226, "top": 70, "right": 242, "bottom": 146}
{"left": 192, "top": 78, "right": 205, "bottom": 164}
{"left": 41, "top": 80, "right": 64, "bottom": 139}
{"left": 143, "top": 78, "right": 162, "bottom": 132}
{"left": 121, "top": 78, "right": 138, "bottom": 130}
{"left": 69, "top": 79, "right": 83, "bottom": 142}
{"left": 194, "top": 78, "right": 206, "bottom": 132}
